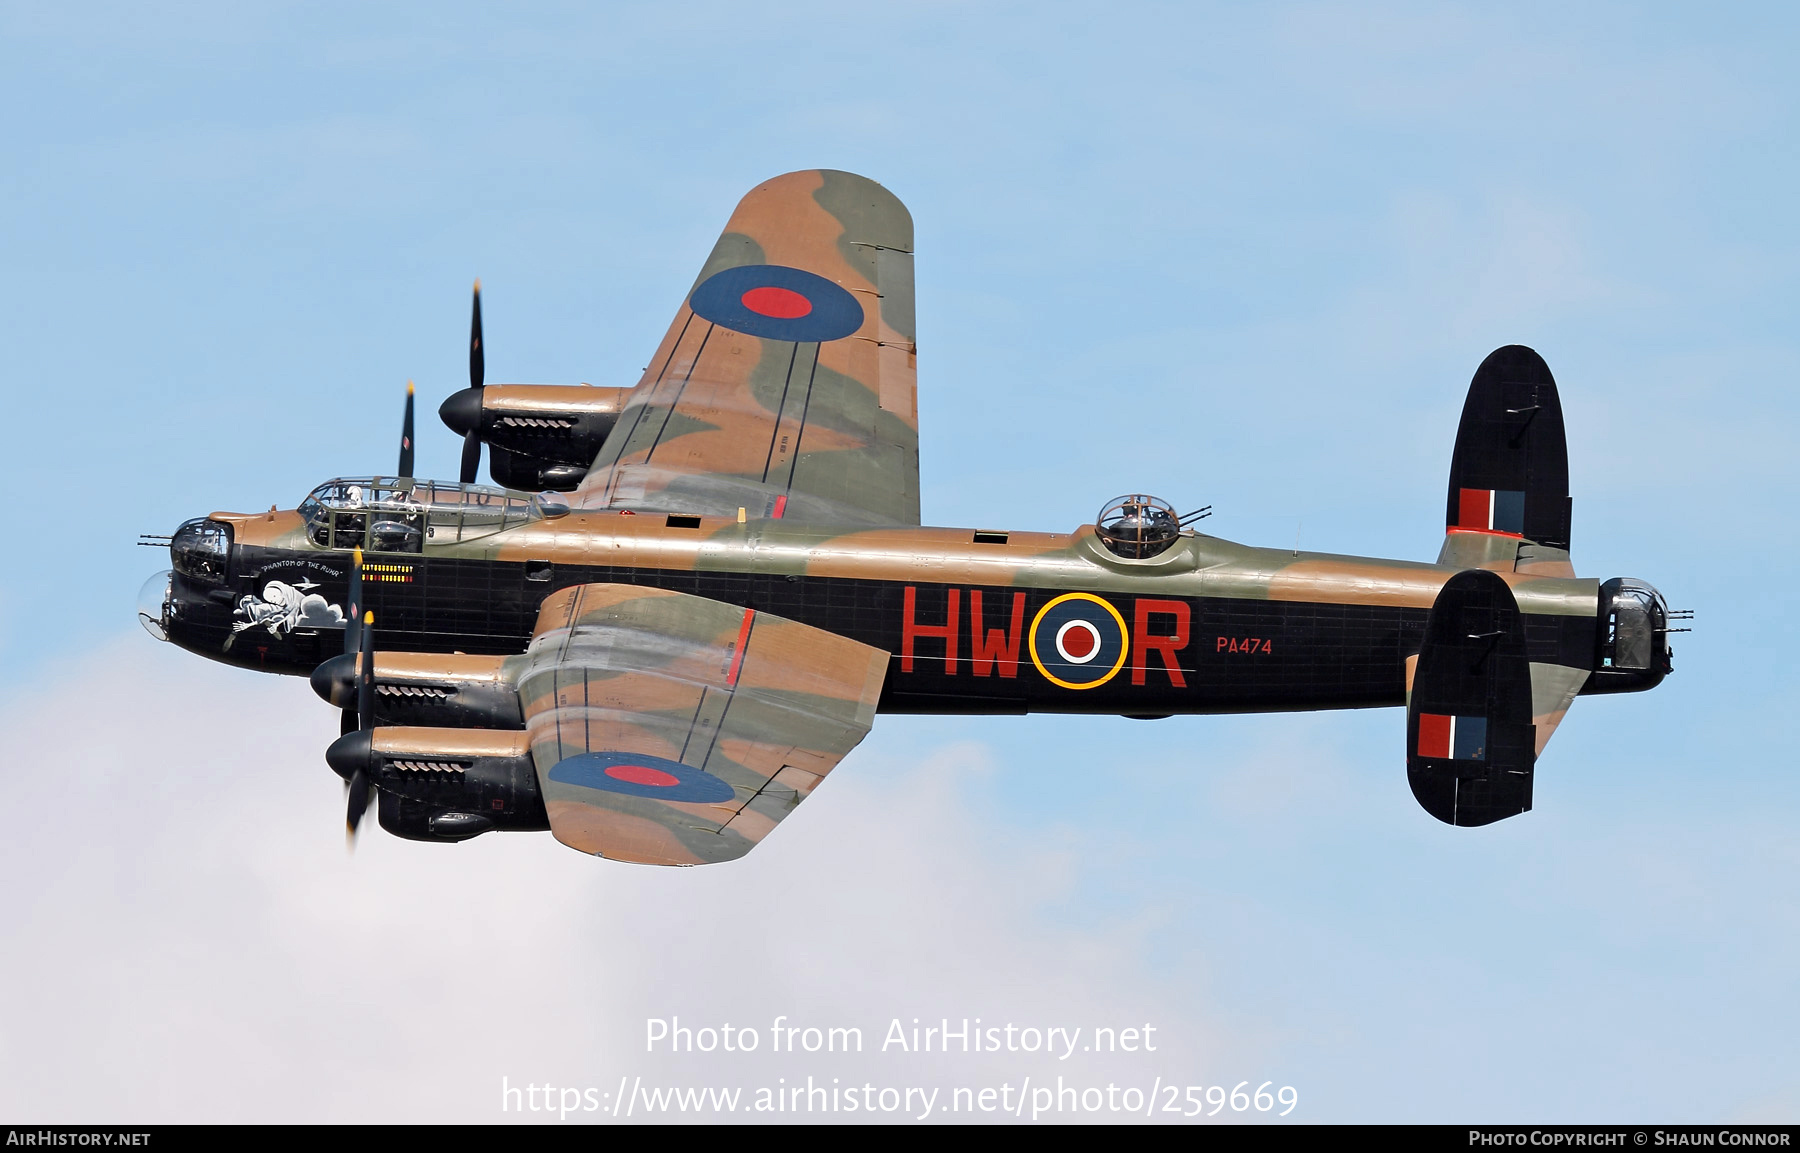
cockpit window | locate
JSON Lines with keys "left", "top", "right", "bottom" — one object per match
{"left": 332, "top": 512, "right": 368, "bottom": 549}
{"left": 299, "top": 477, "right": 538, "bottom": 552}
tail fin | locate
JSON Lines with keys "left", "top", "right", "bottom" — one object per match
{"left": 1407, "top": 569, "right": 1537, "bottom": 826}
{"left": 1437, "top": 346, "right": 1573, "bottom": 576}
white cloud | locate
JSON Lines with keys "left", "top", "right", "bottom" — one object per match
{"left": 0, "top": 640, "right": 1222, "bottom": 1123}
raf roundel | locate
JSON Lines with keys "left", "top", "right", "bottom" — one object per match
{"left": 687, "top": 264, "right": 865, "bottom": 343}
{"left": 546, "top": 751, "right": 736, "bottom": 804}
{"left": 1028, "top": 593, "right": 1130, "bottom": 690}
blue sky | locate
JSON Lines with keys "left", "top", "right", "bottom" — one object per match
{"left": 1, "top": 1, "right": 1795, "bottom": 1122}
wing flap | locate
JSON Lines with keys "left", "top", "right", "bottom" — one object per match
{"left": 518, "top": 583, "right": 888, "bottom": 865}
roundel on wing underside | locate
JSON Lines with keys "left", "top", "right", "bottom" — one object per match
{"left": 688, "top": 264, "right": 865, "bottom": 342}
{"left": 547, "top": 750, "right": 736, "bottom": 803}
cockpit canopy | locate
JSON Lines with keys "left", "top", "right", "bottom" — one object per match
{"left": 298, "top": 477, "right": 543, "bottom": 553}
{"left": 1095, "top": 494, "right": 1182, "bottom": 559}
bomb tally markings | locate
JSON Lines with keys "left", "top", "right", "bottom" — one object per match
{"left": 364, "top": 562, "right": 413, "bottom": 583}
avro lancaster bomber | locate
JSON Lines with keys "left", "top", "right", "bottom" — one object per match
{"left": 138, "top": 170, "right": 1681, "bottom": 865}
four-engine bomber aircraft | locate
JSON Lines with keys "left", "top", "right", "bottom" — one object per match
{"left": 138, "top": 170, "right": 1680, "bottom": 865}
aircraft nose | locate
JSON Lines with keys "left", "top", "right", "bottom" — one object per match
{"left": 439, "top": 387, "right": 483, "bottom": 436}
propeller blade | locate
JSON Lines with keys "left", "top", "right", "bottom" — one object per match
{"left": 398, "top": 380, "right": 415, "bottom": 479}
{"left": 343, "top": 548, "right": 364, "bottom": 657}
{"left": 462, "top": 280, "right": 485, "bottom": 484}
{"left": 346, "top": 608, "right": 377, "bottom": 844}
{"left": 357, "top": 610, "right": 375, "bottom": 731}
{"left": 469, "top": 278, "right": 485, "bottom": 390}
{"left": 459, "top": 429, "right": 482, "bottom": 485}
{"left": 346, "top": 768, "right": 371, "bottom": 840}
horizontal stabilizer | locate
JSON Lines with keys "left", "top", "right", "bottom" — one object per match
{"left": 1407, "top": 569, "right": 1537, "bottom": 827}
{"left": 1439, "top": 346, "right": 1572, "bottom": 575}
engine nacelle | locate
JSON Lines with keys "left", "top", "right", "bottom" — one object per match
{"left": 328, "top": 726, "right": 548, "bottom": 842}
{"left": 440, "top": 383, "right": 632, "bottom": 491}
{"left": 311, "top": 652, "right": 525, "bottom": 729}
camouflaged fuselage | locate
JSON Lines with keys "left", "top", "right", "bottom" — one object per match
{"left": 166, "top": 507, "right": 1602, "bottom": 718}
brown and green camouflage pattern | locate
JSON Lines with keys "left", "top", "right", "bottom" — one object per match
{"left": 516, "top": 583, "right": 886, "bottom": 865}
{"left": 575, "top": 169, "right": 919, "bottom": 525}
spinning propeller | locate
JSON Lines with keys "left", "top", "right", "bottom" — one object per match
{"left": 344, "top": 606, "right": 376, "bottom": 842}
{"left": 341, "top": 547, "right": 364, "bottom": 695}
{"left": 328, "top": 291, "right": 478, "bottom": 840}
{"left": 333, "top": 548, "right": 377, "bottom": 841}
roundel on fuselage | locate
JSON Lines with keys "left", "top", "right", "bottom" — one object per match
{"left": 1028, "top": 593, "right": 1129, "bottom": 690}
{"left": 688, "top": 264, "right": 865, "bottom": 343}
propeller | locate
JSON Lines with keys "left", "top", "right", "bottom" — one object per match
{"left": 345, "top": 608, "right": 376, "bottom": 842}
{"left": 322, "top": 552, "right": 377, "bottom": 842}
{"left": 343, "top": 548, "right": 365, "bottom": 656}
{"left": 339, "top": 548, "right": 364, "bottom": 734}
{"left": 459, "top": 279, "right": 485, "bottom": 483}
{"left": 398, "top": 380, "right": 415, "bottom": 480}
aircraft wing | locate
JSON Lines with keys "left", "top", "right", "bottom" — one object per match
{"left": 576, "top": 169, "right": 919, "bottom": 525}
{"left": 517, "top": 583, "right": 889, "bottom": 865}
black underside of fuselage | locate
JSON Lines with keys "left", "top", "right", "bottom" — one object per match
{"left": 168, "top": 547, "right": 1599, "bottom": 717}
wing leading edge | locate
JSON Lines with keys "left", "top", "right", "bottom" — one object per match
{"left": 519, "top": 583, "right": 888, "bottom": 865}
{"left": 578, "top": 170, "right": 919, "bottom": 525}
